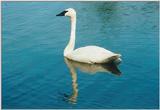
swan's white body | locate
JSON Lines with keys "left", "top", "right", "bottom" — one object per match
{"left": 57, "top": 8, "right": 121, "bottom": 64}
{"left": 66, "top": 46, "right": 121, "bottom": 64}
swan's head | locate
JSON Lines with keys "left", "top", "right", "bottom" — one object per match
{"left": 56, "top": 8, "right": 76, "bottom": 17}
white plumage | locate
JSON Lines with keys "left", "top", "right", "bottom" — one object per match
{"left": 57, "top": 8, "right": 122, "bottom": 64}
{"left": 66, "top": 46, "right": 121, "bottom": 64}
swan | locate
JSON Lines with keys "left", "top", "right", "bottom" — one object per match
{"left": 56, "top": 8, "right": 122, "bottom": 64}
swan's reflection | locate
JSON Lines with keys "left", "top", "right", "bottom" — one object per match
{"left": 64, "top": 58, "right": 121, "bottom": 104}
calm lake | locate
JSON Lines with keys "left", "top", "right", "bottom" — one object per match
{"left": 2, "top": 1, "right": 159, "bottom": 109}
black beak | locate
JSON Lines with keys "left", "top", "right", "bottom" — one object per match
{"left": 56, "top": 11, "right": 68, "bottom": 16}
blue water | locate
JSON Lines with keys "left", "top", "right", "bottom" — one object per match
{"left": 2, "top": 1, "right": 159, "bottom": 109}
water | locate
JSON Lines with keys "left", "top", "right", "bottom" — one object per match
{"left": 2, "top": 1, "right": 159, "bottom": 109}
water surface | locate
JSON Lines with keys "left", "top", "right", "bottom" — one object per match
{"left": 2, "top": 1, "right": 159, "bottom": 109}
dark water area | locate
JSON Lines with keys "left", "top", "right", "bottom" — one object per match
{"left": 2, "top": 1, "right": 159, "bottom": 109}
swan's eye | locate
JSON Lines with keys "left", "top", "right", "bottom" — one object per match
{"left": 56, "top": 11, "right": 68, "bottom": 16}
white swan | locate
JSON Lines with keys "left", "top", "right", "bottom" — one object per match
{"left": 56, "top": 8, "right": 122, "bottom": 64}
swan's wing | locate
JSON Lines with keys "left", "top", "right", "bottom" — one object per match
{"left": 66, "top": 46, "right": 121, "bottom": 64}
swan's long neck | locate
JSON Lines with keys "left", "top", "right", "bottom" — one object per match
{"left": 64, "top": 15, "right": 76, "bottom": 56}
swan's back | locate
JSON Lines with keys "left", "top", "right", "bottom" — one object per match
{"left": 66, "top": 46, "right": 121, "bottom": 64}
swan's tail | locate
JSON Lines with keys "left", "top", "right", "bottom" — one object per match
{"left": 105, "top": 54, "right": 122, "bottom": 64}
{"left": 100, "top": 54, "right": 122, "bottom": 75}
{"left": 114, "top": 58, "right": 122, "bottom": 64}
